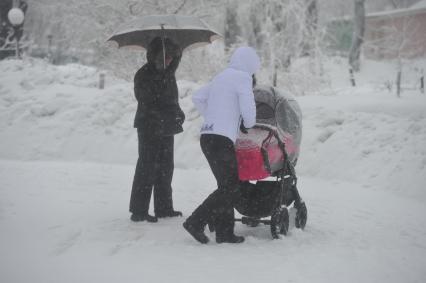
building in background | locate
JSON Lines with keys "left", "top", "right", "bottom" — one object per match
{"left": 325, "top": 0, "right": 426, "bottom": 60}
{"left": 364, "top": 0, "right": 426, "bottom": 60}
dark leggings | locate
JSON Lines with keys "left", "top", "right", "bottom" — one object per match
{"left": 187, "top": 134, "right": 240, "bottom": 237}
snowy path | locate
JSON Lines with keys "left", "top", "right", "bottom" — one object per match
{"left": 1, "top": 160, "right": 425, "bottom": 283}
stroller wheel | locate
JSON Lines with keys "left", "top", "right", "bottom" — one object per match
{"left": 271, "top": 207, "right": 289, "bottom": 239}
{"left": 295, "top": 202, "right": 307, "bottom": 230}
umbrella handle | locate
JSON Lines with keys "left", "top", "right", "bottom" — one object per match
{"left": 161, "top": 24, "right": 166, "bottom": 70}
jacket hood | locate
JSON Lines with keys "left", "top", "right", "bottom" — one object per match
{"left": 228, "top": 47, "right": 261, "bottom": 75}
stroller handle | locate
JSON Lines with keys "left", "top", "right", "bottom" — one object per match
{"left": 251, "top": 123, "right": 297, "bottom": 180}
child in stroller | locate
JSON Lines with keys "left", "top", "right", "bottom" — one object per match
{"left": 233, "top": 86, "right": 307, "bottom": 238}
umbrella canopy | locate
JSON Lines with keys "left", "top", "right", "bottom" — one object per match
{"left": 107, "top": 14, "right": 221, "bottom": 51}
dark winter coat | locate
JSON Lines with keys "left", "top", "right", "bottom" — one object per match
{"left": 133, "top": 37, "right": 185, "bottom": 136}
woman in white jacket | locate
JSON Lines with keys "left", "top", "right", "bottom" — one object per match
{"left": 183, "top": 47, "right": 261, "bottom": 244}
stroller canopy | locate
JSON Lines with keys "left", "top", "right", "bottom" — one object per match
{"left": 254, "top": 86, "right": 303, "bottom": 148}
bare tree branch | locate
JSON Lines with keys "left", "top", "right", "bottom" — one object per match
{"left": 173, "top": 0, "right": 188, "bottom": 14}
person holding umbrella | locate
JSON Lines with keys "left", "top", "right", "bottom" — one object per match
{"left": 183, "top": 46, "right": 261, "bottom": 243}
{"left": 107, "top": 15, "right": 222, "bottom": 222}
{"left": 129, "top": 37, "right": 185, "bottom": 222}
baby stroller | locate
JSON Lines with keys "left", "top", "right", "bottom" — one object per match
{"left": 234, "top": 86, "right": 307, "bottom": 239}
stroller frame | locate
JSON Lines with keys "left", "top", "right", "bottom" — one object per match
{"left": 234, "top": 125, "right": 307, "bottom": 239}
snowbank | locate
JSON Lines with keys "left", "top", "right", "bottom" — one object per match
{"left": 0, "top": 58, "right": 206, "bottom": 168}
{"left": 298, "top": 89, "right": 426, "bottom": 199}
{"left": 1, "top": 58, "right": 425, "bottom": 195}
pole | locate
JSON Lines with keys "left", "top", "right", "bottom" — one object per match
{"left": 99, "top": 73, "right": 105, "bottom": 89}
{"left": 349, "top": 68, "right": 356, "bottom": 87}
{"left": 47, "top": 34, "right": 53, "bottom": 62}
{"left": 8, "top": 0, "right": 24, "bottom": 59}
{"left": 396, "top": 70, "right": 401, "bottom": 98}
{"left": 161, "top": 24, "right": 166, "bottom": 70}
{"left": 14, "top": 27, "right": 20, "bottom": 59}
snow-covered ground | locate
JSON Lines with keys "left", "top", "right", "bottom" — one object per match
{"left": 1, "top": 57, "right": 426, "bottom": 283}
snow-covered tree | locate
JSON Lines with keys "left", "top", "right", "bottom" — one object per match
{"left": 21, "top": 0, "right": 339, "bottom": 91}
{"left": 237, "top": 0, "right": 326, "bottom": 89}
{"left": 302, "top": 0, "right": 318, "bottom": 57}
{"left": 24, "top": 0, "right": 226, "bottom": 80}
{"left": 224, "top": 0, "right": 241, "bottom": 50}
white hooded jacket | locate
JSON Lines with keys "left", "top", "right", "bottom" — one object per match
{"left": 192, "top": 47, "right": 261, "bottom": 143}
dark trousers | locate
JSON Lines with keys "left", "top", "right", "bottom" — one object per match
{"left": 186, "top": 134, "right": 240, "bottom": 237}
{"left": 129, "top": 129, "right": 175, "bottom": 215}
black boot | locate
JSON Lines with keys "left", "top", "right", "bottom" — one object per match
{"left": 216, "top": 234, "right": 245, "bottom": 244}
{"left": 155, "top": 210, "right": 183, "bottom": 218}
{"left": 183, "top": 221, "right": 209, "bottom": 244}
{"left": 130, "top": 213, "right": 158, "bottom": 223}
